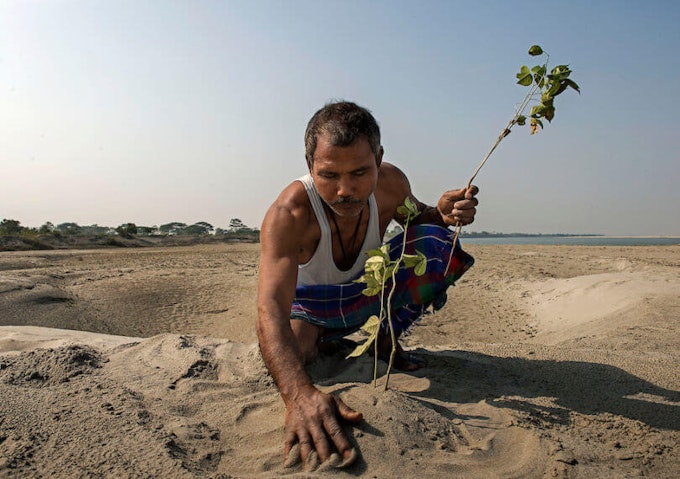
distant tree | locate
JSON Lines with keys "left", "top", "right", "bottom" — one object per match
{"left": 195, "top": 221, "right": 214, "bottom": 233}
{"left": 0, "top": 219, "right": 24, "bottom": 235}
{"left": 228, "top": 218, "right": 248, "bottom": 232}
{"left": 38, "top": 222, "right": 55, "bottom": 234}
{"left": 81, "top": 224, "right": 112, "bottom": 236}
{"left": 136, "top": 226, "right": 158, "bottom": 236}
{"left": 159, "top": 222, "right": 186, "bottom": 235}
{"left": 55, "top": 222, "right": 82, "bottom": 236}
{"left": 214, "top": 227, "right": 225, "bottom": 235}
{"left": 184, "top": 222, "right": 212, "bottom": 236}
{"left": 116, "top": 223, "right": 137, "bottom": 238}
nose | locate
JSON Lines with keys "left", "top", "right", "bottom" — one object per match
{"left": 336, "top": 176, "right": 354, "bottom": 197}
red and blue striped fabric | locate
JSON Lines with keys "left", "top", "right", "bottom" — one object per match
{"left": 291, "top": 225, "right": 475, "bottom": 340}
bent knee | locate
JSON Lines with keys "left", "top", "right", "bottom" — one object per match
{"left": 290, "top": 320, "right": 322, "bottom": 364}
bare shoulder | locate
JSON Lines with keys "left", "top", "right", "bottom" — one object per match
{"left": 262, "top": 180, "right": 312, "bottom": 237}
{"left": 376, "top": 162, "right": 411, "bottom": 206}
{"left": 260, "top": 180, "right": 317, "bottom": 259}
{"left": 375, "top": 162, "right": 412, "bottom": 229}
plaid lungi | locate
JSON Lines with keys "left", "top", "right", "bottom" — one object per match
{"left": 291, "top": 225, "right": 474, "bottom": 341}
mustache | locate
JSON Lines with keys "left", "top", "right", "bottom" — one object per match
{"left": 331, "top": 196, "right": 362, "bottom": 206}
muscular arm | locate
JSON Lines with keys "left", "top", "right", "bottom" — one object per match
{"left": 257, "top": 202, "right": 313, "bottom": 400}
{"left": 256, "top": 191, "right": 361, "bottom": 469}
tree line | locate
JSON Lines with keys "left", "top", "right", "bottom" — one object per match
{"left": 0, "top": 218, "right": 259, "bottom": 240}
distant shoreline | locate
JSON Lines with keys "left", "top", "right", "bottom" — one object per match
{"left": 461, "top": 235, "right": 680, "bottom": 246}
{"left": 0, "top": 234, "right": 259, "bottom": 252}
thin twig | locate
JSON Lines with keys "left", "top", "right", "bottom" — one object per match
{"left": 445, "top": 60, "right": 546, "bottom": 273}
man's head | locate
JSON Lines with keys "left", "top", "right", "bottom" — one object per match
{"left": 304, "top": 101, "right": 381, "bottom": 168}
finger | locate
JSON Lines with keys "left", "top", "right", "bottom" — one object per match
{"left": 335, "top": 396, "right": 363, "bottom": 423}
{"left": 298, "top": 435, "right": 314, "bottom": 465}
{"left": 323, "top": 417, "right": 356, "bottom": 464}
{"left": 283, "top": 443, "right": 301, "bottom": 468}
{"left": 309, "top": 424, "right": 332, "bottom": 463}
{"left": 465, "top": 185, "right": 479, "bottom": 198}
{"left": 305, "top": 450, "right": 320, "bottom": 472}
{"left": 283, "top": 431, "right": 297, "bottom": 465}
{"left": 339, "top": 446, "right": 359, "bottom": 468}
{"left": 317, "top": 452, "right": 342, "bottom": 472}
{"left": 453, "top": 198, "right": 478, "bottom": 210}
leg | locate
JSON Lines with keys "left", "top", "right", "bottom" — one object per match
{"left": 290, "top": 319, "right": 323, "bottom": 364}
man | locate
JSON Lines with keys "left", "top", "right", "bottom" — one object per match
{"left": 256, "top": 101, "right": 478, "bottom": 470}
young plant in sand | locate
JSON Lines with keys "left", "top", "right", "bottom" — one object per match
{"left": 347, "top": 197, "right": 426, "bottom": 390}
{"left": 446, "top": 44, "right": 580, "bottom": 271}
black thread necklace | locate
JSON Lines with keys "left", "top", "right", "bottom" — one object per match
{"left": 326, "top": 203, "right": 364, "bottom": 269}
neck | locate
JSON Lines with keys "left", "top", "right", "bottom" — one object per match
{"left": 324, "top": 201, "right": 366, "bottom": 270}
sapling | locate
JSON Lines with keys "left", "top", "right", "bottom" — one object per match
{"left": 350, "top": 45, "right": 579, "bottom": 390}
{"left": 446, "top": 44, "right": 580, "bottom": 271}
{"left": 347, "top": 197, "right": 426, "bottom": 390}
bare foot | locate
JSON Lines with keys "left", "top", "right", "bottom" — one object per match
{"left": 375, "top": 336, "right": 426, "bottom": 372}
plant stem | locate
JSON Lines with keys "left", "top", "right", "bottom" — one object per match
{"left": 373, "top": 275, "right": 386, "bottom": 388}
{"left": 445, "top": 70, "right": 544, "bottom": 273}
{"left": 383, "top": 216, "right": 411, "bottom": 391}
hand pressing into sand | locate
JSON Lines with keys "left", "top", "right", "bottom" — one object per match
{"left": 283, "top": 385, "right": 362, "bottom": 471}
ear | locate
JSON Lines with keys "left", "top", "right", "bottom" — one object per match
{"left": 306, "top": 157, "right": 313, "bottom": 172}
{"left": 376, "top": 146, "right": 384, "bottom": 168}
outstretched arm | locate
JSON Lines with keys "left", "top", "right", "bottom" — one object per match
{"left": 256, "top": 195, "right": 361, "bottom": 469}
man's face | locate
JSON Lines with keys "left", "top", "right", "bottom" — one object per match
{"left": 309, "top": 133, "right": 382, "bottom": 218}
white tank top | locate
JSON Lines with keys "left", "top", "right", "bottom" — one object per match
{"left": 297, "top": 174, "right": 382, "bottom": 286}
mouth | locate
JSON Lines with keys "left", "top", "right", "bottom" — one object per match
{"left": 329, "top": 201, "right": 364, "bottom": 217}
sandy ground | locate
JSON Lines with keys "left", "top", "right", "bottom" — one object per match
{"left": 0, "top": 243, "right": 678, "bottom": 478}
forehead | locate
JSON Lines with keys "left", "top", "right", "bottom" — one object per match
{"left": 313, "top": 133, "right": 375, "bottom": 170}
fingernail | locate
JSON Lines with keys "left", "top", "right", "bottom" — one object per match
{"left": 339, "top": 448, "right": 358, "bottom": 468}
{"left": 317, "top": 453, "right": 341, "bottom": 472}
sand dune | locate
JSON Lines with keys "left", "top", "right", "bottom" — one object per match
{"left": 1, "top": 244, "right": 678, "bottom": 477}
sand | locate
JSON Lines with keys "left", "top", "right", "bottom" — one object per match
{"left": 1, "top": 243, "right": 678, "bottom": 478}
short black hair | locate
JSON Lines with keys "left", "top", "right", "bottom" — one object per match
{"left": 304, "top": 101, "right": 381, "bottom": 165}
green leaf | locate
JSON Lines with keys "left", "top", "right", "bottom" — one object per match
{"left": 516, "top": 115, "right": 526, "bottom": 126}
{"left": 403, "top": 197, "right": 420, "bottom": 219}
{"left": 346, "top": 335, "right": 377, "bottom": 358}
{"left": 528, "top": 45, "right": 543, "bottom": 56}
{"left": 401, "top": 253, "right": 421, "bottom": 268}
{"left": 414, "top": 252, "right": 427, "bottom": 276}
{"left": 347, "top": 315, "right": 381, "bottom": 357}
{"left": 516, "top": 65, "right": 532, "bottom": 86}
{"left": 362, "top": 286, "right": 381, "bottom": 297}
{"left": 530, "top": 104, "right": 546, "bottom": 118}
{"left": 547, "top": 80, "right": 562, "bottom": 96}
{"left": 544, "top": 105, "right": 555, "bottom": 122}
{"left": 560, "top": 78, "right": 580, "bottom": 94}
{"left": 365, "top": 255, "right": 385, "bottom": 270}
{"left": 361, "top": 315, "right": 381, "bottom": 335}
{"left": 396, "top": 205, "right": 409, "bottom": 217}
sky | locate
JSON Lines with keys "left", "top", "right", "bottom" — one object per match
{"left": 2, "top": 0, "right": 679, "bottom": 236}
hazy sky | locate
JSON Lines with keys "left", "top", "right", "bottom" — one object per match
{"left": 2, "top": 0, "right": 679, "bottom": 235}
